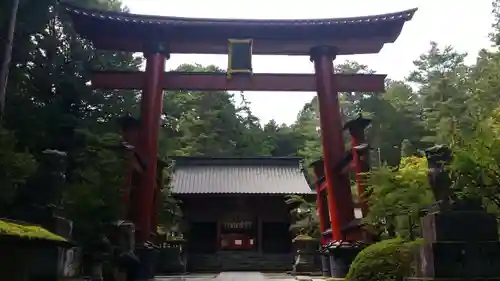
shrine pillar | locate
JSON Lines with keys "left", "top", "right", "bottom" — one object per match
{"left": 315, "top": 187, "right": 328, "bottom": 239}
{"left": 310, "top": 46, "right": 355, "bottom": 240}
{"left": 311, "top": 160, "right": 328, "bottom": 241}
{"left": 344, "top": 115, "right": 371, "bottom": 217}
{"left": 135, "top": 43, "right": 168, "bottom": 244}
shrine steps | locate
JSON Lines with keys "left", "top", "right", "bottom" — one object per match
{"left": 188, "top": 251, "right": 293, "bottom": 272}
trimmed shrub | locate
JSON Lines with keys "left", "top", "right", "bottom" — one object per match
{"left": 346, "top": 238, "right": 422, "bottom": 281}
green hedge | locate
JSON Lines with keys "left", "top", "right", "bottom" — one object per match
{"left": 346, "top": 238, "right": 422, "bottom": 281}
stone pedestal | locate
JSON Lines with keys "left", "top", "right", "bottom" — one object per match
{"left": 320, "top": 253, "right": 331, "bottom": 277}
{"left": 157, "top": 240, "right": 187, "bottom": 274}
{"left": 135, "top": 244, "right": 159, "bottom": 281}
{"left": 292, "top": 238, "right": 319, "bottom": 274}
{"left": 408, "top": 210, "right": 500, "bottom": 281}
{"left": 29, "top": 215, "right": 73, "bottom": 281}
{"left": 422, "top": 211, "right": 498, "bottom": 242}
{"left": 0, "top": 242, "right": 30, "bottom": 281}
{"left": 320, "top": 240, "right": 366, "bottom": 278}
{"left": 328, "top": 247, "right": 362, "bottom": 278}
{"left": 294, "top": 249, "right": 317, "bottom": 274}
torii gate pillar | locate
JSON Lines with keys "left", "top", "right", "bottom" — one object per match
{"left": 310, "top": 46, "right": 355, "bottom": 241}
{"left": 134, "top": 43, "right": 168, "bottom": 244}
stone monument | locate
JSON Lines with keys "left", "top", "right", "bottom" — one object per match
{"left": 407, "top": 145, "right": 500, "bottom": 281}
{"left": 108, "top": 220, "right": 140, "bottom": 281}
{"left": 13, "top": 149, "right": 74, "bottom": 281}
{"left": 14, "top": 149, "right": 68, "bottom": 221}
{"left": 424, "top": 145, "right": 453, "bottom": 211}
{"left": 292, "top": 235, "right": 320, "bottom": 275}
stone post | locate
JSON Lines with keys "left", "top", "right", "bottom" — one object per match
{"left": 408, "top": 145, "right": 500, "bottom": 281}
{"left": 292, "top": 236, "right": 319, "bottom": 274}
{"left": 408, "top": 210, "right": 500, "bottom": 281}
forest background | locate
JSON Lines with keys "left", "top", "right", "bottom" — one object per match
{"left": 2, "top": 0, "right": 500, "bottom": 241}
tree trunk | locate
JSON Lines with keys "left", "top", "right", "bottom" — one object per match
{"left": 0, "top": 0, "right": 20, "bottom": 120}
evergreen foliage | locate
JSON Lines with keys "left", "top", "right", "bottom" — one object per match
{"left": 346, "top": 238, "right": 423, "bottom": 281}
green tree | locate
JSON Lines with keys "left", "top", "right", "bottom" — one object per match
{"left": 451, "top": 107, "right": 500, "bottom": 215}
{"left": 400, "top": 139, "right": 416, "bottom": 158}
{"left": 0, "top": 128, "right": 37, "bottom": 213}
{"left": 293, "top": 98, "right": 322, "bottom": 167}
{"left": 334, "top": 78, "right": 425, "bottom": 166}
{"left": 0, "top": 0, "right": 144, "bottom": 247}
{"left": 286, "top": 194, "right": 319, "bottom": 237}
{"left": 262, "top": 119, "right": 301, "bottom": 156}
{"left": 365, "top": 156, "right": 432, "bottom": 239}
{"left": 62, "top": 130, "right": 127, "bottom": 241}
{"left": 407, "top": 42, "right": 471, "bottom": 144}
{"left": 160, "top": 63, "right": 272, "bottom": 157}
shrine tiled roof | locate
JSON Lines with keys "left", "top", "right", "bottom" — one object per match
{"left": 170, "top": 157, "right": 314, "bottom": 195}
{"left": 61, "top": 2, "right": 418, "bottom": 55}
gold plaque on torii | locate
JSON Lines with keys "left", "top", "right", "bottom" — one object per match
{"left": 227, "top": 39, "right": 253, "bottom": 79}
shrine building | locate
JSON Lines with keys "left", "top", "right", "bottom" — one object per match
{"left": 170, "top": 156, "right": 315, "bottom": 272}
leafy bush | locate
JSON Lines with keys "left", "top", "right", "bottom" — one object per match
{"left": 62, "top": 130, "right": 128, "bottom": 242}
{"left": 286, "top": 194, "right": 320, "bottom": 237}
{"left": 365, "top": 156, "right": 432, "bottom": 238}
{"left": 346, "top": 238, "right": 422, "bottom": 281}
{"left": 0, "top": 129, "right": 37, "bottom": 209}
{"left": 451, "top": 107, "right": 500, "bottom": 213}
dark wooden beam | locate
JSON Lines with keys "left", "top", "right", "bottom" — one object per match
{"left": 90, "top": 71, "right": 386, "bottom": 93}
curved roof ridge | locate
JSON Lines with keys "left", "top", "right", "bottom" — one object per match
{"left": 61, "top": 1, "right": 417, "bottom": 26}
{"left": 171, "top": 156, "right": 303, "bottom": 160}
{"left": 61, "top": 1, "right": 418, "bottom": 55}
{"left": 172, "top": 156, "right": 304, "bottom": 167}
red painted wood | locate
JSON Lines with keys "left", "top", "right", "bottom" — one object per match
{"left": 318, "top": 182, "right": 327, "bottom": 192}
{"left": 315, "top": 176, "right": 327, "bottom": 236}
{"left": 90, "top": 71, "right": 386, "bottom": 93}
{"left": 349, "top": 134, "right": 370, "bottom": 217}
{"left": 134, "top": 53, "right": 166, "bottom": 243}
{"left": 311, "top": 47, "right": 355, "bottom": 241}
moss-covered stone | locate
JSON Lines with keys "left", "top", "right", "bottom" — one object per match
{"left": 293, "top": 234, "right": 316, "bottom": 241}
{"left": 0, "top": 219, "right": 66, "bottom": 242}
{"left": 346, "top": 238, "right": 422, "bottom": 281}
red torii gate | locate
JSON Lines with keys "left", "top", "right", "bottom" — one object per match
{"left": 313, "top": 114, "right": 373, "bottom": 244}
{"left": 62, "top": 1, "right": 416, "bottom": 252}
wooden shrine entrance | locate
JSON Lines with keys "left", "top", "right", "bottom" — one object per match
{"left": 169, "top": 156, "right": 310, "bottom": 271}
{"left": 62, "top": 2, "right": 417, "bottom": 249}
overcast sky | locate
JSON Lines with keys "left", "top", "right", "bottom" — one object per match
{"left": 121, "top": 0, "right": 494, "bottom": 125}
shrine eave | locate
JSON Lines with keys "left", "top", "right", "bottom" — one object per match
{"left": 61, "top": 2, "right": 417, "bottom": 55}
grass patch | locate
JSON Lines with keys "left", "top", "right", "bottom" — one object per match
{"left": 0, "top": 219, "right": 66, "bottom": 242}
